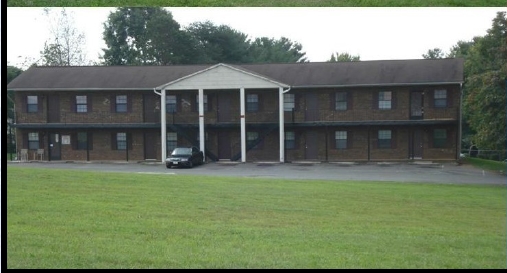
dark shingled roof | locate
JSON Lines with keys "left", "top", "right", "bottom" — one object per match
{"left": 7, "top": 58, "right": 464, "bottom": 90}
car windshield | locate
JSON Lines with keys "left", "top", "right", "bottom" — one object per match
{"left": 171, "top": 148, "right": 192, "bottom": 155}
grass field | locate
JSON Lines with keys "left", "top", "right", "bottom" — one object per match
{"left": 6, "top": 166, "right": 506, "bottom": 268}
{"left": 7, "top": 0, "right": 507, "bottom": 7}
{"left": 462, "top": 157, "right": 507, "bottom": 174}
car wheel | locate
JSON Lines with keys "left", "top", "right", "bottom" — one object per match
{"left": 166, "top": 164, "right": 172, "bottom": 169}
{"left": 188, "top": 161, "right": 193, "bottom": 168}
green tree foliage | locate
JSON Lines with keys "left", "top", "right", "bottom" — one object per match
{"left": 40, "top": 8, "right": 88, "bottom": 66}
{"left": 248, "top": 37, "right": 308, "bottom": 63}
{"left": 185, "top": 21, "right": 251, "bottom": 64}
{"left": 328, "top": 52, "right": 360, "bottom": 62}
{"left": 422, "top": 48, "right": 445, "bottom": 59}
{"left": 7, "top": 66, "right": 24, "bottom": 118}
{"left": 101, "top": 8, "right": 308, "bottom": 65}
{"left": 7, "top": 65, "right": 24, "bottom": 154}
{"left": 101, "top": 7, "right": 199, "bottom": 65}
{"left": 462, "top": 11, "right": 506, "bottom": 153}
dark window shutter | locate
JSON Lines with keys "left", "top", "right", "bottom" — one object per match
{"left": 111, "top": 132, "right": 117, "bottom": 150}
{"left": 391, "top": 130, "right": 397, "bottom": 149}
{"left": 127, "top": 95, "right": 133, "bottom": 113}
{"left": 128, "top": 132, "right": 133, "bottom": 150}
{"left": 446, "top": 129, "right": 451, "bottom": 148}
{"left": 348, "top": 130, "right": 353, "bottom": 149}
{"left": 39, "top": 132, "right": 44, "bottom": 149}
{"left": 428, "top": 90, "right": 434, "bottom": 108}
{"left": 258, "top": 94, "right": 263, "bottom": 112}
{"left": 391, "top": 91, "right": 397, "bottom": 110}
{"left": 110, "top": 95, "right": 116, "bottom": 113}
{"left": 447, "top": 90, "right": 453, "bottom": 108}
{"left": 88, "top": 132, "right": 93, "bottom": 150}
{"left": 372, "top": 91, "right": 379, "bottom": 109}
{"left": 38, "top": 95, "right": 43, "bottom": 113}
{"left": 21, "top": 95, "right": 27, "bottom": 113}
{"left": 71, "top": 133, "right": 77, "bottom": 150}
{"left": 71, "top": 96, "right": 76, "bottom": 112}
{"left": 23, "top": 133, "right": 28, "bottom": 149}
{"left": 193, "top": 94, "right": 197, "bottom": 112}
{"left": 428, "top": 130, "right": 434, "bottom": 149}
{"left": 329, "top": 93, "right": 335, "bottom": 110}
{"left": 87, "top": 95, "right": 93, "bottom": 112}
{"left": 347, "top": 92, "right": 353, "bottom": 110}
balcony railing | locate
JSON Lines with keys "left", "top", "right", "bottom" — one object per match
{"left": 15, "top": 108, "right": 458, "bottom": 126}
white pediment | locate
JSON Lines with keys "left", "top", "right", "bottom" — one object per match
{"left": 158, "top": 63, "right": 289, "bottom": 90}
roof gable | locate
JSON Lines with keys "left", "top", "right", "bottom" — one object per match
{"left": 158, "top": 63, "right": 289, "bottom": 90}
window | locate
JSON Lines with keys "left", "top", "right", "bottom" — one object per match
{"left": 76, "top": 95, "right": 88, "bottom": 113}
{"left": 28, "top": 132, "right": 39, "bottom": 150}
{"left": 434, "top": 89, "right": 447, "bottom": 108}
{"left": 77, "top": 132, "right": 88, "bottom": 150}
{"left": 378, "top": 130, "right": 392, "bottom": 149}
{"left": 166, "top": 95, "right": 177, "bottom": 113}
{"left": 433, "top": 129, "right": 447, "bottom": 148}
{"left": 195, "top": 94, "right": 208, "bottom": 112}
{"left": 116, "top": 132, "right": 127, "bottom": 150}
{"left": 285, "top": 131, "right": 295, "bottom": 149}
{"left": 27, "top": 96, "right": 38, "bottom": 113}
{"left": 284, "top": 93, "right": 295, "bottom": 111}
{"left": 247, "top": 132, "right": 259, "bottom": 148}
{"left": 116, "top": 95, "right": 127, "bottom": 113}
{"left": 378, "top": 91, "right": 392, "bottom": 110}
{"left": 335, "top": 92, "right": 347, "bottom": 111}
{"left": 167, "top": 132, "right": 177, "bottom": 154}
{"left": 246, "top": 94, "right": 259, "bottom": 112}
{"left": 335, "top": 131, "right": 347, "bottom": 149}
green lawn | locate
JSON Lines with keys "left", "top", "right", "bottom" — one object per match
{"left": 463, "top": 157, "right": 507, "bottom": 174}
{"left": 7, "top": 0, "right": 507, "bottom": 7}
{"left": 7, "top": 166, "right": 506, "bottom": 268}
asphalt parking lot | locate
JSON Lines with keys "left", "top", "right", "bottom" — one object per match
{"left": 7, "top": 160, "right": 506, "bottom": 185}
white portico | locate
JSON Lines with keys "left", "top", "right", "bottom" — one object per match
{"left": 154, "top": 63, "right": 290, "bottom": 163}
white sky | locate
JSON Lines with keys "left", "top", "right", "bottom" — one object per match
{"left": 7, "top": 7, "right": 507, "bottom": 68}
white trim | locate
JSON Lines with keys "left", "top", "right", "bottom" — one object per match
{"left": 198, "top": 89, "right": 205, "bottom": 162}
{"left": 279, "top": 87, "right": 285, "bottom": 163}
{"left": 161, "top": 89, "right": 167, "bottom": 163}
{"left": 156, "top": 63, "right": 289, "bottom": 90}
{"left": 240, "top": 87, "right": 246, "bottom": 163}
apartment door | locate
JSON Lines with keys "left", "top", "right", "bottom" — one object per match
{"left": 410, "top": 129, "right": 423, "bottom": 159}
{"left": 143, "top": 94, "right": 160, "bottom": 123}
{"left": 218, "top": 131, "right": 231, "bottom": 160}
{"left": 144, "top": 132, "right": 158, "bottom": 160}
{"left": 49, "top": 133, "right": 61, "bottom": 161}
{"left": 217, "top": 94, "right": 231, "bottom": 122}
{"left": 410, "top": 91, "right": 424, "bottom": 120}
{"left": 305, "top": 131, "right": 319, "bottom": 160}
{"left": 47, "top": 95, "right": 60, "bottom": 123}
{"left": 305, "top": 93, "right": 319, "bottom": 121}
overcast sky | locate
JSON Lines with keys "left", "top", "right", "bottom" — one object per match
{"left": 7, "top": 7, "right": 507, "bottom": 68}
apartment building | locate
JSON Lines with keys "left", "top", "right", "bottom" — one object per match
{"left": 7, "top": 59, "right": 464, "bottom": 163}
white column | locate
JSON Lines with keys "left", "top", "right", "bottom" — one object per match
{"left": 240, "top": 87, "right": 246, "bottom": 163}
{"left": 161, "top": 88, "right": 167, "bottom": 163}
{"left": 279, "top": 87, "right": 285, "bottom": 163}
{"left": 198, "top": 89, "right": 205, "bottom": 162}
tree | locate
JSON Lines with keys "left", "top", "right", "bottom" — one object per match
{"left": 7, "top": 65, "right": 24, "bottom": 154}
{"left": 185, "top": 21, "right": 251, "bottom": 64}
{"left": 101, "top": 7, "right": 199, "bottom": 65}
{"left": 247, "top": 37, "right": 308, "bottom": 63}
{"left": 40, "top": 8, "right": 88, "bottom": 66}
{"left": 462, "top": 11, "right": 506, "bottom": 156}
{"left": 422, "top": 48, "right": 445, "bottom": 59}
{"left": 328, "top": 52, "right": 360, "bottom": 62}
